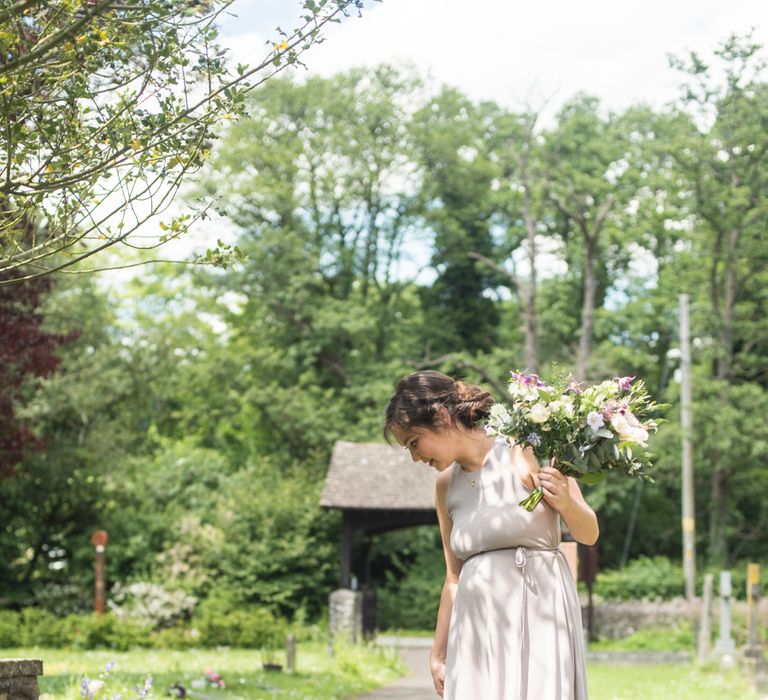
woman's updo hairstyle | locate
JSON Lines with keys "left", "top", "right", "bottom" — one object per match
{"left": 383, "top": 370, "right": 495, "bottom": 444}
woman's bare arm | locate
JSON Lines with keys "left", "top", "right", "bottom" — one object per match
{"left": 517, "top": 444, "right": 600, "bottom": 545}
{"left": 430, "top": 470, "right": 463, "bottom": 697}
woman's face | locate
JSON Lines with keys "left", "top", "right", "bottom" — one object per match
{"left": 391, "top": 423, "right": 458, "bottom": 472}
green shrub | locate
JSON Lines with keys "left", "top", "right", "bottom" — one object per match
{"left": 7, "top": 603, "right": 298, "bottom": 650}
{"left": 594, "top": 556, "right": 684, "bottom": 600}
{"left": 377, "top": 545, "right": 442, "bottom": 631}
{"left": 208, "top": 608, "right": 286, "bottom": 648}
{"left": 61, "top": 613, "right": 153, "bottom": 650}
{"left": 192, "top": 596, "right": 287, "bottom": 648}
{"left": 594, "top": 556, "right": 768, "bottom": 601}
{"left": 151, "top": 624, "right": 202, "bottom": 649}
{"left": 0, "top": 610, "right": 20, "bottom": 647}
{"left": 19, "top": 607, "right": 66, "bottom": 647}
{"left": 592, "top": 621, "right": 695, "bottom": 652}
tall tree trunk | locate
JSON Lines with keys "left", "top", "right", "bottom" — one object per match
{"left": 522, "top": 193, "right": 539, "bottom": 374}
{"left": 576, "top": 233, "right": 597, "bottom": 380}
{"left": 708, "top": 468, "right": 730, "bottom": 565}
{"left": 550, "top": 194, "right": 614, "bottom": 381}
{"left": 716, "top": 228, "right": 740, "bottom": 381}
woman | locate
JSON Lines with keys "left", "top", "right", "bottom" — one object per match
{"left": 384, "top": 370, "right": 598, "bottom": 699}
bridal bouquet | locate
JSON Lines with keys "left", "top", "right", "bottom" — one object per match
{"left": 483, "top": 370, "right": 666, "bottom": 511}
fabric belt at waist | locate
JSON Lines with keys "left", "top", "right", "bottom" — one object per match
{"left": 462, "top": 544, "right": 561, "bottom": 564}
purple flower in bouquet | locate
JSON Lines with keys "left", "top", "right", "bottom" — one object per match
{"left": 617, "top": 375, "right": 635, "bottom": 391}
{"left": 527, "top": 432, "right": 542, "bottom": 447}
{"left": 510, "top": 370, "right": 545, "bottom": 387}
{"left": 565, "top": 377, "right": 584, "bottom": 394}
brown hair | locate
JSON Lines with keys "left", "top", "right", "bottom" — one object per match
{"left": 383, "top": 370, "right": 495, "bottom": 444}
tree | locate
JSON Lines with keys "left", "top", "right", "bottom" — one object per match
{"left": 193, "top": 67, "right": 426, "bottom": 463}
{"left": 0, "top": 273, "right": 75, "bottom": 480}
{"left": 668, "top": 34, "right": 768, "bottom": 563}
{"left": 489, "top": 104, "right": 552, "bottom": 374}
{"left": 670, "top": 34, "right": 768, "bottom": 385}
{"left": 411, "top": 87, "right": 504, "bottom": 356}
{"left": 542, "top": 95, "right": 634, "bottom": 380}
{"left": 0, "top": 0, "right": 377, "bottom": 284}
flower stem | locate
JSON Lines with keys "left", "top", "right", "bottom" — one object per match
{"left": 519, "top": 486, "right": 544, "bottom": 511}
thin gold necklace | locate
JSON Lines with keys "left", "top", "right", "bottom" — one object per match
{"left": 459, "top": 466, "right": 480, "bottom": 488}
{"left": 459, "top": 437, "right": 500, "bottom": 488}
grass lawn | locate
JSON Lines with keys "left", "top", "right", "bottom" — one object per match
{"left": 588, "top": 661, "right": 761, "bottom": 700}
{"left": 4, "top": 643, "right": 406, "bottom": 699}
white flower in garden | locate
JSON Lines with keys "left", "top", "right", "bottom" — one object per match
{"left": 587, "top": 411, "right": 605, "bottom": 432}
{"left": 529, "top": 403, "right": 551, "bottom": 423}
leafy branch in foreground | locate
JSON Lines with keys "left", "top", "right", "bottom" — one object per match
{"left": 0, "top": 0, "right": 379, "bottom": 284}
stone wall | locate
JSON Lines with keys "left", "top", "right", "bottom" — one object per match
{"left": 0, "top": 659, "right": 43, "bottom": 700}
{"left": 590, "top": 596, "right": 768, "bottom": 640}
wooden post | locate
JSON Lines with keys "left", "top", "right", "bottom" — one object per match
{"left": 340, "top": 514, "right": 353, "bottom": 589}
{"left": 679, "top": 294, "right": 696, "bottom": 601}
{"left": 91, "top": 530, "right": 108, "bottom": 615}
{"left": 286, "top": 634, "right": 296, "bottom": 673}
{"left": 698, "top": 573, "right": 713, "bottom": 661}
{"left": 746, "top": 563, "right": 761, "bottom": 657}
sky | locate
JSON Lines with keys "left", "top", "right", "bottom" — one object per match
{"left": 99, "top": 0, "right": 767, "bottom": 287}
{"left": 220, "top": 0, "right": 767, "bottom": 122}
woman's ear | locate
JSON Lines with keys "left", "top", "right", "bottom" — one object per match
{"left": 437, "top": 406, "right": 452, "bottom": 428}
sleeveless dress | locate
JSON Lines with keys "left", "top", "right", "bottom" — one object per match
{"left": 444, "top": 435, "right": 589, "bottom": 700}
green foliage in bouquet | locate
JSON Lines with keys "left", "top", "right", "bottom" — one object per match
{"left": 484, "top": 369, "right": 668, "bottom": 510}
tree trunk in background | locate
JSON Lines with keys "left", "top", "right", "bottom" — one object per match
{"left": 576, "top": 233, "right": 597, "bottom": 381}
{"left": 715, "top": 228, "right": 740, "bottom": 382}
{"left": 522, "top": 208, "right": 539, "bottom": 374}
{"left": 708, "top": 468, "right": 730, "bottom": 566}
{"left": 549, "top": 193, "right": 614, "bottom": 382}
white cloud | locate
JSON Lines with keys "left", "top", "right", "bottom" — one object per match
{"left": 285, "top": 0, "right": 766, "bottom": 124}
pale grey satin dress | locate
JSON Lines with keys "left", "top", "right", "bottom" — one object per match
{"left": 444, "top": 436, "right": 589, "bottom": 700}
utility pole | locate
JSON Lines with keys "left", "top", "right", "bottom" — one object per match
{"left": 680, "top": 294, "right": 696, "bottom": 600}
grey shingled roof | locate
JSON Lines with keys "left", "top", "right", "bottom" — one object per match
{"left": 320, "top": 440, "right": 439, "bottom": 510}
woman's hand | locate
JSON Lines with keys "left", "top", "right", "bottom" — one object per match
{"left": 429, "top": 654, "right": 446, "bottom": 697}
{"left": 536, "top": 466, "right": 573, "bottom": 515}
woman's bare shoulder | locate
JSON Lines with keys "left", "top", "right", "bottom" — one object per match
{"left": 435, "top": 464, "right": 454, "bottom": 492}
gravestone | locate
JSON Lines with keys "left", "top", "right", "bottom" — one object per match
{"left": 0, "top": 659, "right": 43, "bottom": 700}
{"left": 713, "top": 571, "right": 736, "bottom": 667}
